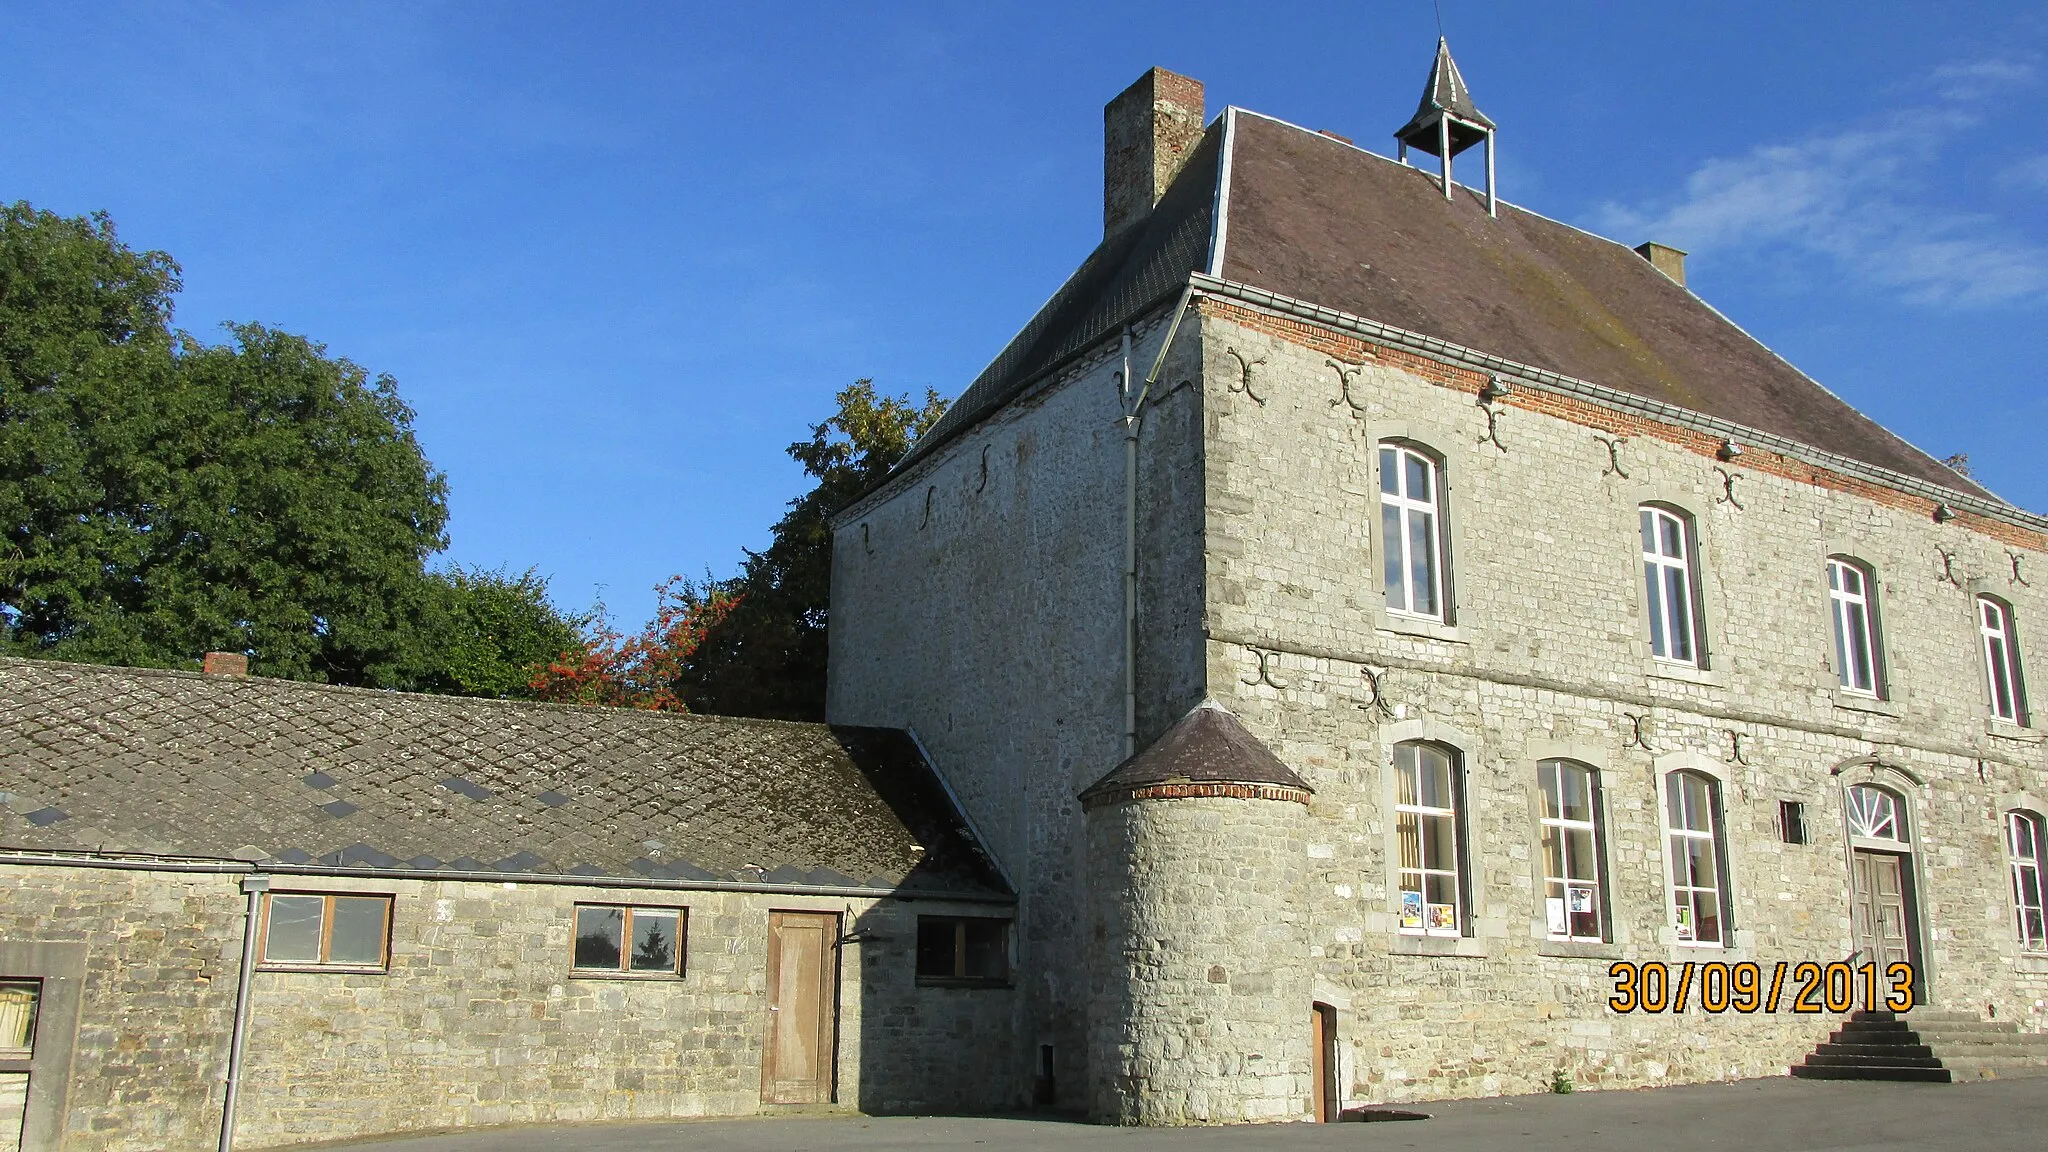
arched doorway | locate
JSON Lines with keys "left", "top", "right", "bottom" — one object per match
{"left": 1844, "top": 783, "right": 1920, "bottom": 973}
{"left": 1311, "top": 1003, "right": 1339, "bottom": 1122}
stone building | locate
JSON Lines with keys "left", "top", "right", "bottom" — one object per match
{"left": 0, "top": 657, "right": 1015, "bottom": 1151}
{"left": 6, "top": 44, "right": 2048, "bottom": 1150}
{"left": 828, "top": 49, "right": 2048, "bottom": 1121}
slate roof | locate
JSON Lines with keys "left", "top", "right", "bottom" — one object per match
{"left": 1394, "top": 37, "right": 1495, "bottom": 155}
{"left": 882, "top": 97, "right": 1998, "bottom": 506}
{"left": 1077, "top": 701, "right": 1310, "bottom": 805}
{"left": 0, "top": 658, "right": 1008, "bottom": 898}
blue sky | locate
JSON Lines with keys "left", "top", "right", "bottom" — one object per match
{"left": 9, "top": 2, "right": 2045, "bottom": 627}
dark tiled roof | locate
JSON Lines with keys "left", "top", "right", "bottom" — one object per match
{"left": 880, "top": 106, "right": 1997, "bottom": 511}
{"left": 894, "top": 123, "right": 1220, "bottom": 473}
{"left": 0, "top": 658, "right": 1006, "bottom": 897}
{"left": 1221, "top": 112, "right": 1990, "bottom": 498}
{"left": 1078, "top": 701, "right": 1309, "bottom": 805}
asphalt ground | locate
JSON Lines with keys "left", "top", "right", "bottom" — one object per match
{"left": 303, "top": 1075, "right": 2048, "bottom": 1152}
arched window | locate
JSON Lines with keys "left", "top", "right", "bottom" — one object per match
{"left": 1827, "top": 558, "right": 1882, "bottom": 696}
{"left": 1641, "top": 505, "right": 1702, "bottom": 666}
{"left": 1394, "top": 741, "right": 1465, "bottom": 937}
{"left": 1979, "top": 596, "right": 2029, "bottom": 724}
{"left": 2009, "top": 811, "right": 2047, "bottom": 953}
{"left": 1846, "top": 784, "right": 1907, "bottom": 844}
{"left": 1380, "top": 443, "right": 1446, "bottom": 621}
{"left": 1664, "top": 770, "right": 1729, "bottom": 946}
{"left": 1538, "top": 760, "right": 1606, "bottom": 942}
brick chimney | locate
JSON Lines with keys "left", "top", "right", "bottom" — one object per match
{"left": 1634, "top": 242, "right": 1688, "bottom": 287}
{"left": 1103, "top": 68, "right": 1205, "bottom": 239}
{"left": 202, "top": 651, "right": 249, "bottom": 677}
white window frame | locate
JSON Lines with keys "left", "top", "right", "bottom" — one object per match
{"left": 1380, "top": 443, "right": 1446, "bottom": 621}
{"left": 1538, "top": 760, "right": 1605, "bottom": 943}
{"left": 1980, "top": 596, "right": 2028, "bottom": 724}
{"left": 1663, "top": 770, "right": 1729, "bottom": 948}
{"left": 1845, "top": 784, "right": 1907, "bottom": 844}
{"left": 1641, "top": 505, "right": 1702, "bottom": 666}
{"left": 2010, "top": 811, "right": 2048, "bottom": 954}
{"left": 1827, "top": 558, "right": 1881, "bottom": 696}
{"left": 1394, "top": 741, "right": 1464, "bottom": 938}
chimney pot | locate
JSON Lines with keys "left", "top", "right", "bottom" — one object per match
{"left": 1103, "top": 68, "right": 1205, "bottom": 239}
{"left": 1634, "top": 242, "right": 1688, "bottom": 287}
{"left": 203, "top": 651, "right": 249, "bottom": 677}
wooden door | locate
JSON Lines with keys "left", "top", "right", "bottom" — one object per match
{"left": 1311, "top": 1003, "right": 1338, "bottom": 1123}
{"left": 762, "top": 912, "right": 839, "bottom": 1104}
{"left": 1851, "top": 851, "right": 1912, "bottom": 968}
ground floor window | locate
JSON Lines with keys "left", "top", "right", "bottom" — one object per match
{"left": 2010, "top": 811, "right": 2048, "bottom": 953}
{"left": 1395, "top": 741, "right": 1466, "bottom": 937}
{"left": 1664, "top": 770, "right": 1729, "bottom": 947}
{"left": 259, "top": 893, "right": 392, "bottom": 970}
{"left": 573, "top": 905, "right": 686, "bottom": 975}
{"left": 0, "top": 982, "right": 36, "bottom": 1058}
{"left": 916, "top": 917, "right": 1010, "bottom": 986}
{"left": 1538, "top": 759, "right": 1605, "bottom": 942}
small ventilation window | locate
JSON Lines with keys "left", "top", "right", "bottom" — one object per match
{"left": 1778, "top": 800, "right": 1809, "bottom": 845}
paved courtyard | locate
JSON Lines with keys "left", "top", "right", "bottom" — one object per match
{"left": 307, "top": 1076, "right": 2048, "bottom": 1152}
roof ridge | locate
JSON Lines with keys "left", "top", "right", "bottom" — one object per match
{"left": 0, "top": 655, "right": 837, "bottom": 734}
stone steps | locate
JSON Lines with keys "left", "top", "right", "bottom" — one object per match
{"left": 1792, "top": 1010, "right": 2048, "bottom": 1084}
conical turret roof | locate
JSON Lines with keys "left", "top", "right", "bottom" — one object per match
{"left": 1078, "top": 700, "right": 1311, "bottom": 808}
{"left": 1394, "top": 37, "right": 1494, "bottom": 158}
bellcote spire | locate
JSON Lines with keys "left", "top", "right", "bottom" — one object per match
{"left": 1393, "top": 38, "right": 1498, "bottom": 216}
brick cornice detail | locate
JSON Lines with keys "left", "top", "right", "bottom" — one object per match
{"left": 1196, "top": 292, "right": 2046, "bottom": 555}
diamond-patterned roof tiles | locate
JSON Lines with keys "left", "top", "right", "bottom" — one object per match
{"left": 0, "top": 658, "right": 1006, "bottom": 897}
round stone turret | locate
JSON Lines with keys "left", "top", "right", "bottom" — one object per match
{"left": 1081, "top": 701, "right": 1313, "bottom": 1124}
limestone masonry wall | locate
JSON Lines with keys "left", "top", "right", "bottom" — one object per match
{"left": 1196, "top": 305, "right": 2048, "bottom": 1106}
{"left": 828, "top": 308, "right": 1207, "bottom": 1109}
{"left": 1087, "top": 795, "right": 1310, "bottom": 1124}
{"left": 0, "top": 867, "right": 1015, "bottom": 1150}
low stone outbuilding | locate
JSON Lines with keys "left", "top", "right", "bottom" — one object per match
{"left": 0, "top": 657, "right": 1017, "bottom": 1152}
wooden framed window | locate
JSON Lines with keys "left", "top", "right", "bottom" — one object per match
{"left": 1664, "top": 770, "right": 1730, "bottom": 947}
{"left": 1395, "top": 741, "right": 1466, "bottom": 937}
{"left": 1379, "top": 443, "right": 1447, "bottom": 621}
{"left": 915, "top": 917, "right": 1010, "bottom": 986}
{"left": 259, "top": 893, "right": 392, "bottom": 970}
{"left": 1827, "top": 558, "right": 1882, "bottom": 696}
{"left": 0, "top": 982, "right": 37, "bottom": 1059}
{"left": 1538, "top": 760, "right": 1606, "bottom": 942}
{"left": 1980, "top": 596, "right": 2029, "bottom": 725}
{"left": 1641, "top": 505, "right": 1703, "bottom": 666}
{"left": 2009, "top": 811, "right": 2048, "bottom": 954}
{"left": 572, "top": 905, "right": 686, "bottom": 976}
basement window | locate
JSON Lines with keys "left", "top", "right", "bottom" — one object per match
{"left": 259, "top": 893, "right": 392, "bottom": 970}
{"left": 572, "top": 905, "right": 686, "bottom": 976}
{"left": 916, "top": 917, "right": 1010, "bottom": 987}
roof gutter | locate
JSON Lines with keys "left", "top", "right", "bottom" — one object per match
{"left": 0, "top": 851, "right": 1016, "bottom": 905}
{"left": 1189, "top": 272, "right": 2048, "bottom": 536}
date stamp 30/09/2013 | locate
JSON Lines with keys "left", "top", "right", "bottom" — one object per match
{"left": 1607, "top": 960, "right": 1917, "bottom": 1014}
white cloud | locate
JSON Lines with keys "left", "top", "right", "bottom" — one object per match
{"left": 1597, "top": 61, "right": 2045, "bottom": 308}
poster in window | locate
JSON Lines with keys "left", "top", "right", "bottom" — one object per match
{"left": 1545, "top": 897, "right": 1567, "bottom": 935}
{"left": 1427, "top": 903, "right": 1457, "bottom": 931}
{"left": 1568, "top": 886, "right": 1594, "bottom": 915}
{"left": 1674, "top": 904, "right": 1695, "bottom": 941}
{"left": 1400, "top": 890, "right": 1424, "bottom": 929}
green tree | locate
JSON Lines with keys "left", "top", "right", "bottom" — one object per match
{"left": 411, "top": 566, "right": 588, "bottom": 699}
{"left": 672, "top": 380, "right": 946, "bottom": 720}
{"left": 1, "top": 202, "right": 452, "bottom": 684}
